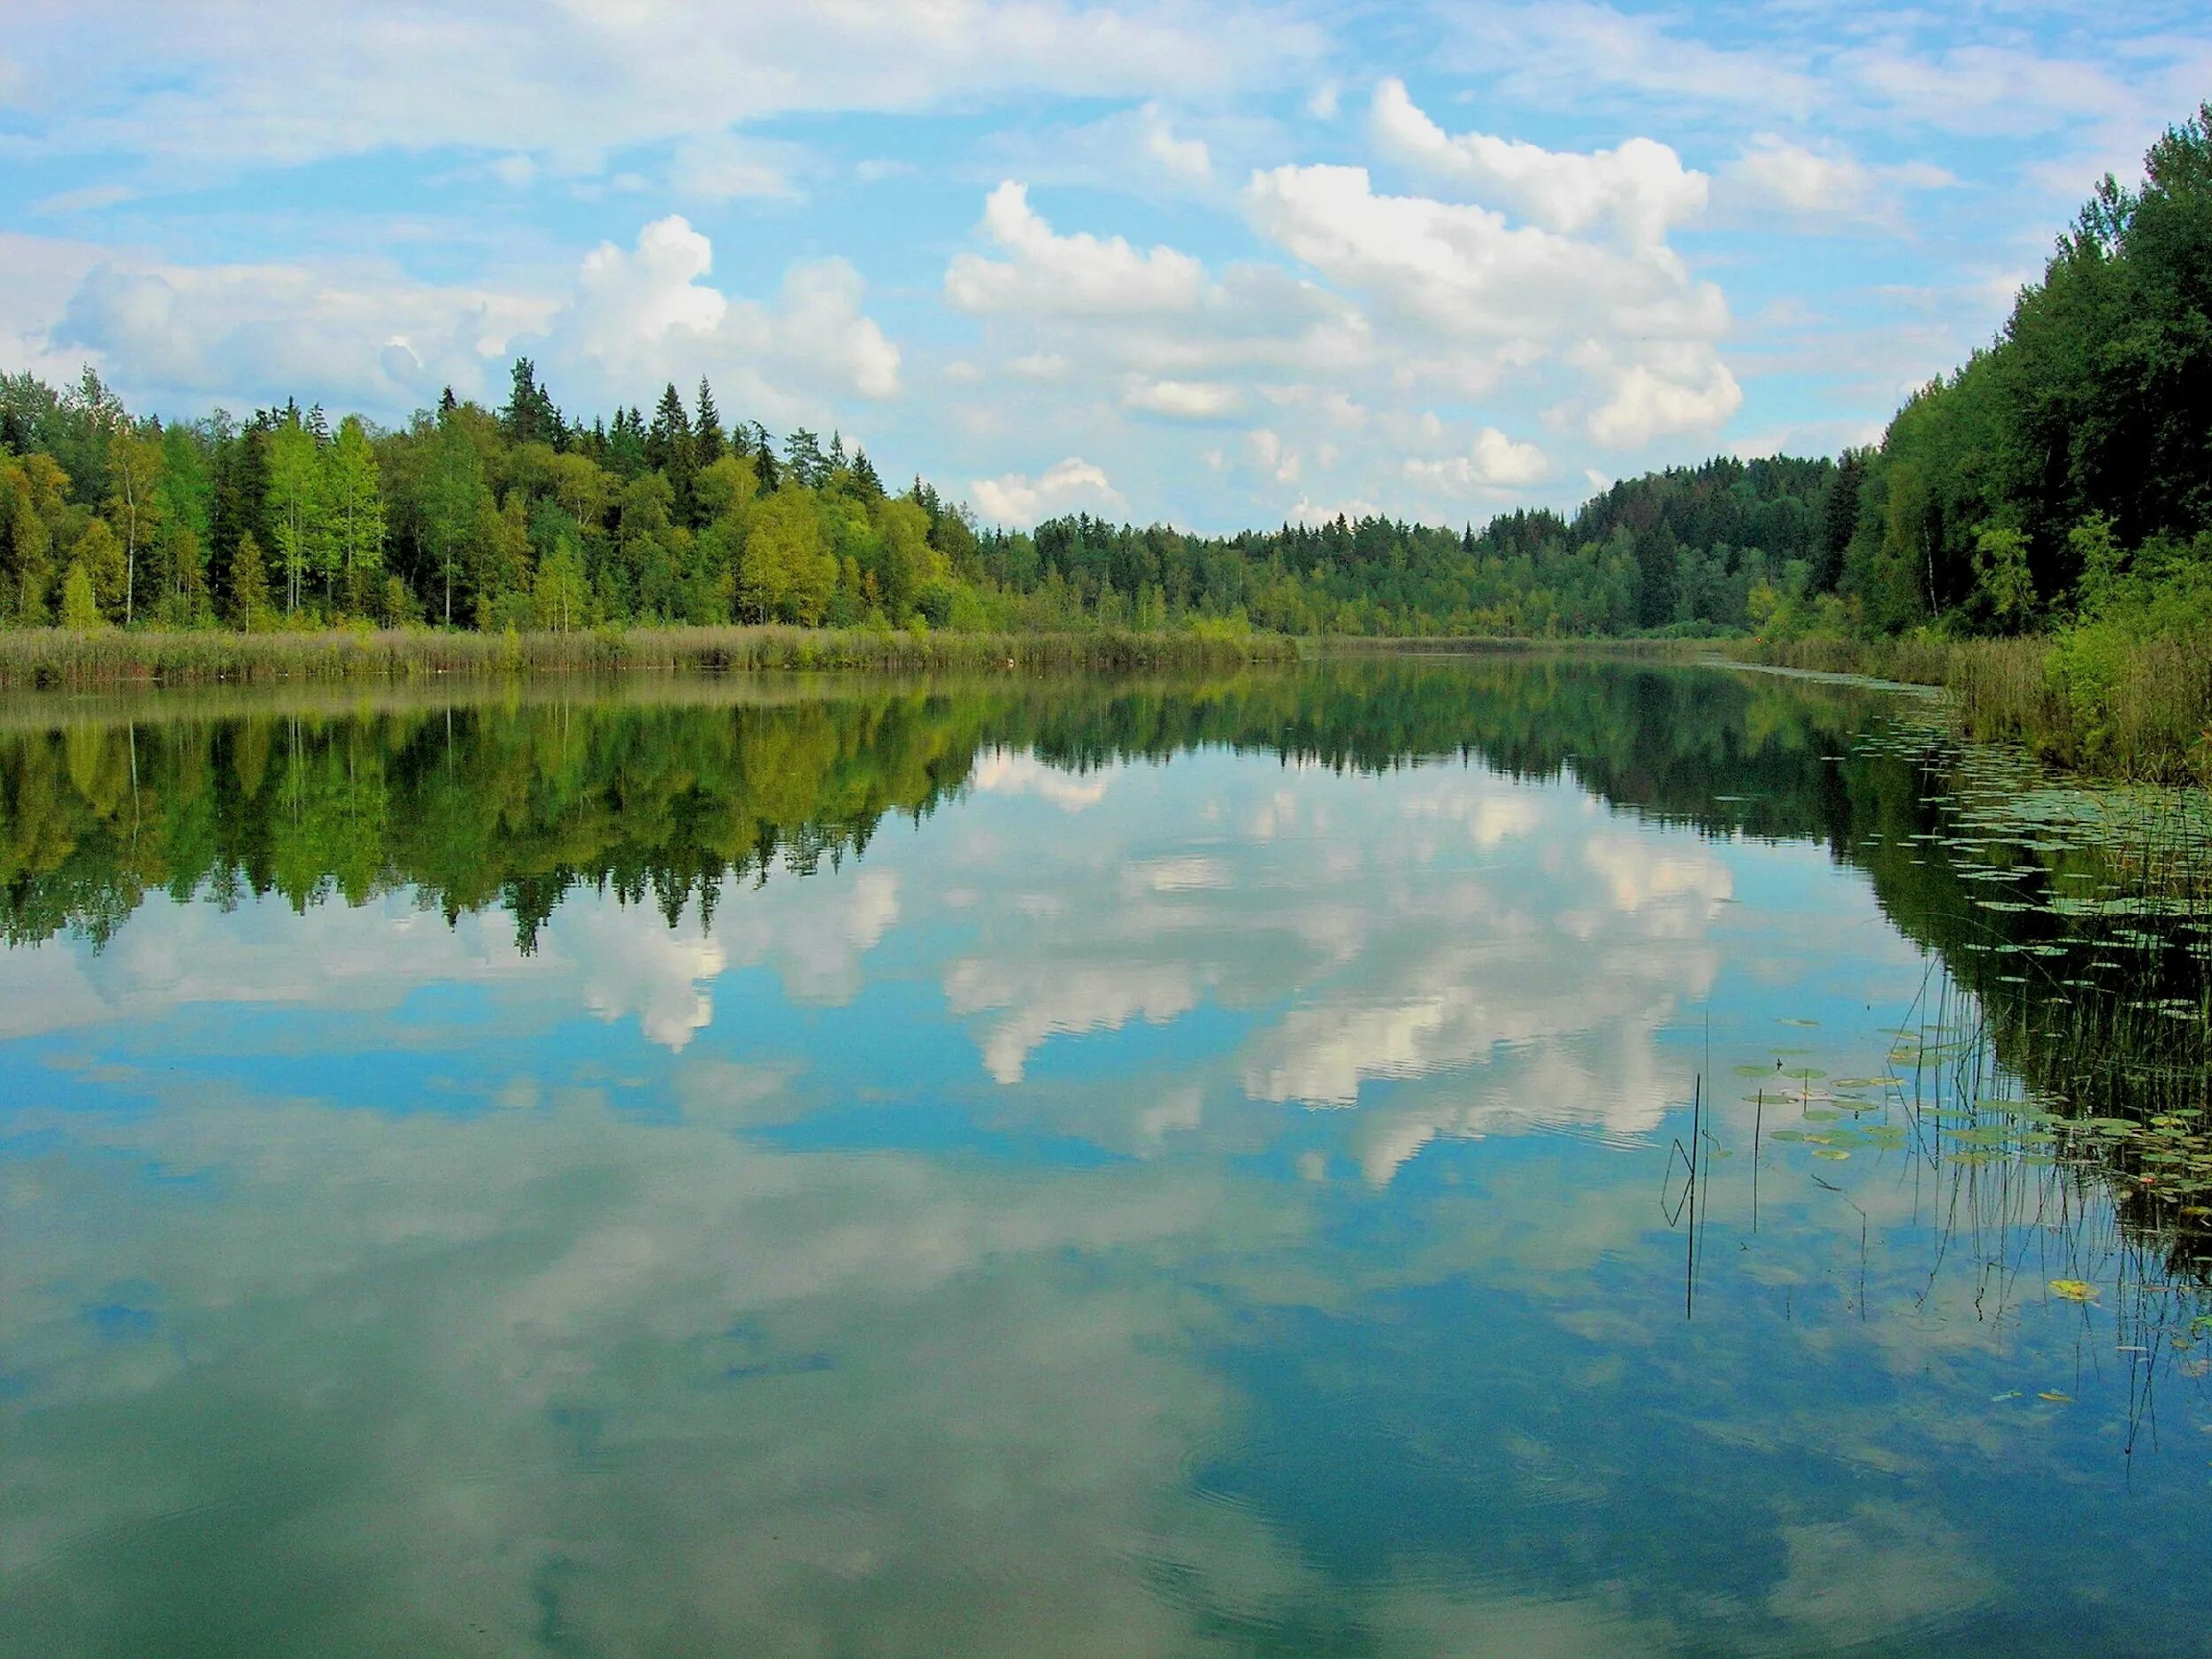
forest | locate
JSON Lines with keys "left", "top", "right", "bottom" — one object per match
{"left": 0, "top": 104, "right": 2204, "bottom": 656}
{"left": 0, "top": 360, "right": 1833, "bottom": 641}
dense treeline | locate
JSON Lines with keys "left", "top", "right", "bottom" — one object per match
{"left": 0, "top": 366, "right": 1023, "bottom": 637}
{"left": 1007, "top": 454, "right": 1832, "bottom": 637}
{"left": 0, "top": 357, "right": 1831, "bottom": 641}
{"left": 1736, "top": 103, "right": 2212, "bottom": 772}
{"left": 0, "top": 105, "right": 2203, "bottom": 657}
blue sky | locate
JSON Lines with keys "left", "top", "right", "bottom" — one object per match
{"left": 2, "top": 2, "right": 2206, "bottom": 531}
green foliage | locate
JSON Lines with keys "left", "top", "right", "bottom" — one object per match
{"left": 58, "top": 559, "right": 100, "bottom": 630}
{"left": 1838, "top": 101, "right": 2212, "bottom": 637}
{"left": 230, "top": 530, "right": 272, "bottom": 630}
{"left": 1970, "top": 526, "right": 2038, "bottom": 631}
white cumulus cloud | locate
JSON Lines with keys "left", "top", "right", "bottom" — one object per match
{"left": 1405, "top": 427, "right": 1551, "bottom": 493}
{"left": 948, "top": 182, "right": 1207, "bottom": 316}
{"left": 537, "top": 215, "right": 901, "bottom": 411}
{"left": 971, "top": 457, "right": 1126, "bottom": 526}
{"left": 1371, "top": 78, "right": 1708, "bottom": 247}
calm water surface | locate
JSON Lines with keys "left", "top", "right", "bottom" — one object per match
{"left": 2, "top": 659, "right": 2207, "bottom": 1656}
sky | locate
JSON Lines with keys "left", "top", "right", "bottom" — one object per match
{"left": 1, "top": 2, "right": 2207, "bottom": 533}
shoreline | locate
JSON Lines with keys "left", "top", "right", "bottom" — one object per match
{"left": 0, "top": 624, "right": 1295, "bottom": 689}
{"left": 3, "top": 623, "right": 2201, "bottom": 787}
{"left": 1713, "top": 634, "right": 2212, "bottom": 787}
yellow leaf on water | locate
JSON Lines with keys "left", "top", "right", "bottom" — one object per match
{"left": 2048, "top": 1279, "right": 2099, "bottom": 1302}
{"left": 2039, "top": 1391, "right": 2073, "bottom": 1403}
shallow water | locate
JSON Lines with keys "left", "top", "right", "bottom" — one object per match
{"left": 2, "top": 658, "right": 2206, "bottom": 1657}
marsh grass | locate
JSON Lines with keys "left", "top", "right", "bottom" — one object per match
{"left": 0, "top": 624, "right": 1294, "bottom": 688}
{"left": 1724, "top": 634, "right": 2212, "bottom": 784}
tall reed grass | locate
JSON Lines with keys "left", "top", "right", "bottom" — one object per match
{"left": 0, "top": 624, "right": 1294, "bottom": 689}
{"left": 1725, "top": 634, "right": 2212, "bottom": 784}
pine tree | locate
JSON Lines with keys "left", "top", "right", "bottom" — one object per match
{"left": 608, "top": 408, "right": 647, "bottom": 480}
{"left": 645, "top": 383, "right": 690, "bottom": 474}
{"left": 752, "top": 423, "right": 780, "bottom": 491}
{"left": 695, "top": 380, "right": 726, "bottom": 467}
{"left": 502, "top": 358, "right": 562, "bottom": 448}
{"left": 784, "top": 428, "right": 825, "bottom": 489}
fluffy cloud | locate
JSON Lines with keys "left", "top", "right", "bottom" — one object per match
{"left": 1371, "top": 78, "right": 1707, "bottom": 247}
{"left": 1404, "top": 427, "right": 1550, "bottom": 494}
{"left": 947, "top": 182, "right": 1207, "bottom": 316}
{"left": 1576, "top": 341, "right": 1744, "bottom": 449}
{"left": 1245, "top": 164, "right": 1717, "bottom": 345}
{"left": 544, "top": 215, "right": 901, "bottom": 410}
{"left": 48, "top": 252, "right": 549, "bottom": 412}
{"left": 971, "top": 457, "right": 1126, "bottom": 526}
{"left": 31, "top": 214, "right": 899, "bottom": 422}
{"left": 1244, "top": 162, "right": 1736, "bottom": 448}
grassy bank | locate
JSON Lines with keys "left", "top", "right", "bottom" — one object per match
{"left": 0, "top": 623, "right": 1294, "bottom": 688}
{"left": 1723, "top": 634, "right": 2212, "bottom": 784}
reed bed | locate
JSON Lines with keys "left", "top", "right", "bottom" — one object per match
{"left": 0, "top": 624, "right": 1294, "bottom": 689}
{"left": 1724, "top": 634, "right": 2212, "bottom": 784}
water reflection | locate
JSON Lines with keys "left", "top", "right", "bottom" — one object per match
{"left": 1, "top": 661, "right": 2207, "bottom": 1656}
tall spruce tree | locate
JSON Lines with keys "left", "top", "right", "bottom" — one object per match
{"left": 695, "top": 380, "right": 726, "bottom": 468}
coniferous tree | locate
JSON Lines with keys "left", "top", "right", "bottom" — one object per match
{"left": 751, "top": 423, "right": 780, "bottom": 491}
{"left": 647, "top": 383, "right": 697, "bottom": 522}
{"left": 695, "top": 380, "right": 726, "bottom": 468}
{"left": 784, "top": 428, "right": 825, "bottom": 489}
{"left": 502, "top": 358, "right": 562, "bottom": 449}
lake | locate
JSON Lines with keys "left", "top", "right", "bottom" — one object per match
{"left": 3, "top": 656, "right": 2208, "bottom": 1657}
